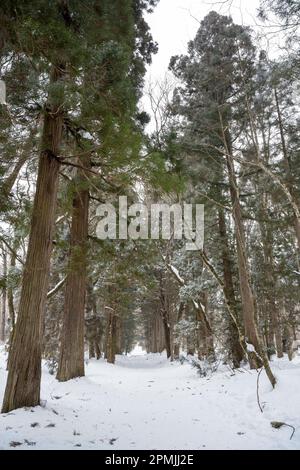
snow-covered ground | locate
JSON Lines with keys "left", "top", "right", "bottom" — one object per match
{"left": 0, "top": 347, "right": 300, "bottom": 450}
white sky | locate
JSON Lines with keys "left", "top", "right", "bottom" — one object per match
{"left": 141, "top": 0, "right": 282, "bottom": 128}
{"left": 144, "top": 0, "right": 261, "bottom": 82}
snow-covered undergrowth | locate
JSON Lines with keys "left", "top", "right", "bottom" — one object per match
{"left": 0, "top": 347, "right": 300, "bottom": 450}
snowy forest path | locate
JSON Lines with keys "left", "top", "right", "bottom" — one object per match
{"left": 1, "top": 350, "right": 300, "bottom": 449}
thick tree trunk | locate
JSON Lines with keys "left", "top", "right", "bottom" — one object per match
{"left": 1, "top": 65, "right": 64, "bottom": 413}
{"left": 56, "top": 157, "right": 90, "bottom": 382}
{"left": 218, "top": 208, "right": 244, "bottom": 367}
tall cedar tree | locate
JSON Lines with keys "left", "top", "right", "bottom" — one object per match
{"left": 169, "top": 12, "right": 275, "bottom": 384}
{"left": 57, "top": 0, "right": 158, "bottom": 381}
{"left": 1, "top": 0, "right": 158, "bottom": 412}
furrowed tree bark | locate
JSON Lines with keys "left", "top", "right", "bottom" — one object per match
{"left": 1, "top": 65, "right": 65, "bottom": 413}
{"left": 56, "top": 157, "right": 90, "bottom": 381}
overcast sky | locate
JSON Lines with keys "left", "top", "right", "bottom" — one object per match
{"left": 141, "top": 0, "right": 265, "bottom": 127}
{"left": 144, "top": 0, "right": 261, "bottom": 82}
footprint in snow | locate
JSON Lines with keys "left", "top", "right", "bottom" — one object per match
{"left": 24, "top": 439, "right": 36, "bottom": 446}
{"left": 10, "top": 441, "right": 23, "bottom": 448}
